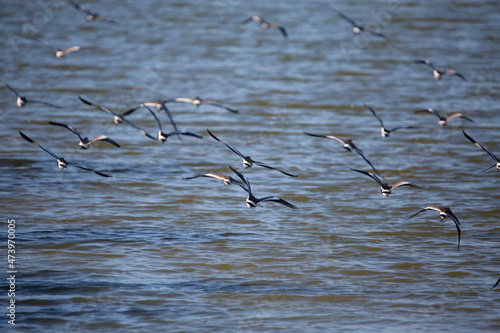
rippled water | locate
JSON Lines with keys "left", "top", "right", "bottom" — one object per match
{"left": 1, "top": 0, "right": 500, "bottom": 331}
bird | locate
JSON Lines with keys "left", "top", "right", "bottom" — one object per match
{"left": 78, "top": 96, "right": 156, "bottom": 140}
{"left": 183, "top": 172, "right": 247, "bottom": 190}
{"left": 144, "top": 106, "right": 202, "bottom": 143}
{"left": 491, "top": 277, "right": 500, "bottom": 290}
{"left": 414, "top": 59, "right": 467, "bottom": 81}
{"left": 405, "top": 206, "right": 461, "bottom": 251}
{"left": 18, "top": 131, "right": 111, "bottom": 177}
{"left": 35, "top": 39, "right": 82, "bottom": 58}
{"left": 229, "top": 166, "right": 297, "bottom": 209}
{"left": 463, "top": 131, "right": 500, "bottom": 172}
{"left": 303, "top": 132, "right": 380, "bottom": 175}
{"left": 365, "top": 104, "right": 415, "bottom": 137}
{"left": 68, "top": 1, "right": 118, "bottom": 24}
{"left": 414, "top": 108, "right": 473, "bottom": 127}
{"left": 334, "top": 9, "right": 389, "bottom": 39}
{"left": 165, "top": 96, "right": 239, "bottom": 113}
{"left": 1, "top": 79, "right": 62, "bottom": 108}
{"left": 207, "top": 129, "right": 297, "bottom": 177}
{"left": 48, "top": 121, "right": 120, "bottom": 149}
{"left": 351, "top": 169, "right": 423, "bottom": 196}
{"left": 240, "top": 15, "right": 288, "bottom": 38}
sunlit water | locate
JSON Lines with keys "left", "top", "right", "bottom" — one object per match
{"left": 1, "top": 0, "right": 500, "bottom": 331}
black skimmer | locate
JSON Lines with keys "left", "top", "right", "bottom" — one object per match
{"left": 365, "top": 104, "right": 415, "bottom": 137}
{"left": 68, "top": 1, "right": 118, "bottom": 24}
{"left": 351, "top": 169, "right": 422, "bottom": 196}
{"left": 241, "top": 15, "right": 288, "bottom": 38}
{"left": 414, "top": 59, "right": 467, "bottom": 81}
{"left": 334, "top": 9, "right": 389, "bottom": 39}
{"left": 165, "top": 96, "right": 239, "bottom": 113}
{"left": 48, "top": 121, "right": 120, "bottom": 149}
{"left": 144, "top": 106, "right": 202, "bottom": 143}
{"left": 463, "top": 131, "right": 500, "bottom": 172}
{"left": 414, "top": 108, "right": 473, "bottom": 127}
{"left": 1, "top": 80, "right": 62, "bottom": 108}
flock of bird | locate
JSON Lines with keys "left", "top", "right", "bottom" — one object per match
{"left": 4, "top": 2, "right": 499, "bottom": 289}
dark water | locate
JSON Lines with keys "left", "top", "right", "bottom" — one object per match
{"left": 1, "top": 0, "right": 500, "bottom": 331}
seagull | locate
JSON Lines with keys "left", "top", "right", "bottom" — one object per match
{"left": 351, "top": 169, "right": 423, "bottom": 196}
{"left": 139, "top": 101, "right": 178, "bottom": 132}
{"left": 229, "top": 166, "right": 297, "bottom": 209}
{"left": 241, "top": 15, "right": 288, "bottom": 38}
{"left": 414, "top": 108, "right": 473, "bottom": 127}
{"left": 405, "top": 206, "right": 461, "bottom": 251}
{"left": 207, "top": 129, "right": 297, "bottom": 177}
{"left": 165, "top": 96, "right": 239, "bottom": 113}
{"left": 365, "top": 104, "right": 415, "bottom": 137}
{"left": 18, "top": 131, "right": 111, "bottom": 177}
{"left": 303, "top": 132, "right": 380, "bottom": 175}
{"left": 463, "top": 131, "right": 500, "bottom": 172}
{"left": 1, "top": 80, "right": 62, "bottom": 108}
{"left": 491, "top": 277, "right": 500, "bottom": 290}
{"left": 183, "top": 172, "right": 247, "bottom": 190}
{"left": 68, "top": 1, "right": 118, "bottom": 24}
{"left": 334, "top": 9, "right": 389, "bottom": 39}
{"left": 78, "top": 96, "right": 156, "bottom": 140}
{"left": 48, "top": 121, "right": 120, "bottom": 149}
{"left": 144, "top": 106, "right": 202, "bottom": 143}
{"left": 414, "top": 59, "right": 467, "bottom": 81}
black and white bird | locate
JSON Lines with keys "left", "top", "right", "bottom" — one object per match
{"left": 208, "top": 129, "right": 297, "bottom": 177}
{"left": 241, "top": 15, "right": 288, "bottom": 38}
{"left": 415, "top": 59, "right": 467, "bottom": 81}
{"left": 303, "top": 132, "right": 380, "bottom": 175}
{"left": 165, "top": 96, "right": 239, "bottom": 113}
{"left": 48, "top": 121, "right": 120, "bottom": 149}
{"left": 351, "top": 169, "right": 422, "bottom": 196}
{"left": 1, "top": 80, "right": 62, "bottom": 108}
{"left": 68, "top": 1, "right": 118, "bottom": 24}
{"left": 365, "top": 104, "right": 415, "bottom": 137}
{"left": 406, "top": 206, "right": 461, "bottom": 251}
{"left": 463, "top": 131, "right": 500, "bottom": 172}
{"left": 183, "top": 172, "right": 247, "bottom": 190}
{"left": 35, "top": 39, "right": 82, "bottom": 58}
{"left": 139, "top": 101, "right": 178, "bottom": 132}
{"left": 334, "top": 9, "right": 389, "bottom": 39}
{"left": 414, "top": 108, "right": 473, "bottom": 127}
{"left": 229, "top": 166, "right": 297, "bottom": 209}
{"left": 144, "top": 106, "right": 202, "bottom": 143}
{"left": 19, "top": 131, "right": 111, "bottom": 177}
{"left": 78, "top": 96, "right": 156, "bottom": 140}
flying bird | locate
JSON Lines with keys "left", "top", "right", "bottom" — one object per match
{"left": 207, "top": 129, "right": 297, "bottom": 177}
{"left": 241, "top": 15, "right": 288, "bottom": 38}
{"left": 183, "top": 172, "right": 247, "bottom": 190}
{"left": 463, "top": 131, "right": 500, "bottom": 172}
{"left": 414, "top": 108, "right": 473, "bottom": 127}
{"left": 19, "top": 131, "right": 111, "bottom": 177}
{"left": 303, "top": 132, "right": 380, "bottom": 175}
{"left": 68, "top": 1, "right": 118, "bottom": 24}
{"left": 34, "top": 39, "right": 82, "bottom": 58}
{"left": 48, "top": 121, "right": 120, "bottom": 149}
{"left": 351, "top": 169, "right": 423, "bottom": 196}
{"left": 144, "top": 106, "right": 202, "bottom": 143}
{"left": 230, "top": 166, "right": 297, "bottom": 209}
{"left": 334, "top": 9, "right": 389, "bottom": 39}
{"left": 365, "top": 104, "right": 415, "bottom": 137}
{"left": 139, "top": 101, "right": 178, "bottom": 132}
{"left": 78, "top": 96, "right": 156, "bottom": 140}
{"left": 405, "top": 206, "right": 461, "bottom": 251}
{"left": 165, "top": 96, "right": 239, "bottom": 113}
{"left": 1, "top": 80, "right": 62, "bottom": 108}
{"left": 414, "top": 59, "right": 467, "bottom": 81}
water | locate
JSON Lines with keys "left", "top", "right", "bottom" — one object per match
{"left": 1, "top": 0, "right": 500, "bottom": 331}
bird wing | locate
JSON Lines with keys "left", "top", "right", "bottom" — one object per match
{"left": 229, "top": 166, "right": 251, "bottom": 193}
{"left": 334, "top": 9, "right": 358, "bottom": 27}
{"left": 415, "top": 59, "right": 437, "bottom": 70}
{"left": 171, "top": 97, "right": 194, "bottom": 104}
{"left": 61, "top": 45, "right": 81, "bottom": 55}
{"left": 79, "top": 96, "right": 115, "bottom": 115}
{"left": 26, "top": 99, "right": 63, "bottom": 108}
{"left": 389, "top": 126, "right": 416, "bottom": 132}
{"left": 365, "top": 104, "right": 386, "bottom": 128}
{"left": 304, "top": 132, "right": 346, "bottom": 145}
{"left": 414, "top": 108, "right": 442, "bottom": 120}
{"left": 490, "top": 277, "right": 500, "bottom": 290}
{"left": 391, "top": 181, "right": 423, "bottom": 190}
{"left": 446, "top": 209, "right": 461, "bottom": 250}
{"left": 463, "top": 131, "right": 499, "bottom": 162}
{"left": 405, "top": 207, "right": 431, "bottom": 221}
{"left": 351, "top": 168, "right": 384, "bottom": 187}
{"left": 207, "top": 129, "right": 246, "bottom": 159}
{"left": 145, "top": 105, "right": 163, "bottom": 132}
{"left": 88, "top": 135, "right": 120, "bottom": 147}
{"left": 352, "top": 148, "right": 381, "bottom": 176}
{"left": 446, "top": 113, "right": 473, "bottom": 123}
{"left": 365, "top": 29, "right": 389, "bottom": 39}
{"left": 1, "top": 80, "right": 21, "bottom": 97}
{"left": 121, "top": 117, "right": 156, "bottom": 140}
{"left": 48, "top": 121, "right": 83, "bottom": 140}
{"left": 69, "top": 163, "right": 111, "bottom": 177}
{"left": 165, "top": 130, "right": 202, "bottom": 139}
{"left": 252, "top": 160, "right": 297, "bottom": 177}
{"left": 445, "top": 70, "right": 467, "bottom": 81}
{"left": 69, "top": 1, "right": 93, "bottom": 15}
{"left": 200, "top": 99, "right": 239, "bottom": 113}
{"left": 160, "top": 102, "right": 179, "bottom": 131}
{"left": 19, "top": 131, "right": 60, "bottom": 160}
{"left": 257, "top": 196, "right": 298, "bottom": 209}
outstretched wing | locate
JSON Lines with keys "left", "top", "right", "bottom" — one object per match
{"left": 304, "top": 132, "right": 346, "bottom": 145}
{"left": 89, "top": 135, "right": 120, "bottom": 147}
{"left": 446, "top": 113, "right": 473, "bottom": 123}
{"left": 19, "top": 131, "right": 60, "bottom": 160}
{"left": 351, "top": 168, "right": 383, "bottom": 187}
{"left": 391, "top": 181, "right": 423, "bottom": 190}
{"left": 463, "top": 131, "right": 499, "bottom": 163}
{"left": 207, "top": 129, "right": 246, "bottom": 159}
{"left": 202, "top": 99, "right": 239, "bottom": 113}
{"left": 252, "top": 160, "right": 297, "bottom": 177}
{"left": 79, "top": 96, "right": 115, "bottom": 115}
{"left": 229, "top": 165, "right": 251, "bottom": 193}
{"left": 365, "top": 104, "right": 386, "bottom": 128}
{"left": 49, "top": 121, "right": 83, "bottom": 141}
{"left": 257, "top": 196, "right": 298, "bottom": 209}
{"left": 352, "top": 148, "right": 381, "bottom": 176}
{"left": 165, "top": 130, "right": 203, "bottom": 139}
{"left": 69, "top": 163, "right": 111, "bottom": 177}
{"left": 1, "top": 79, "right": 21, "bottom": 97}
{"left": 334, "top": 9, "right": 358, "bottom": 27}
